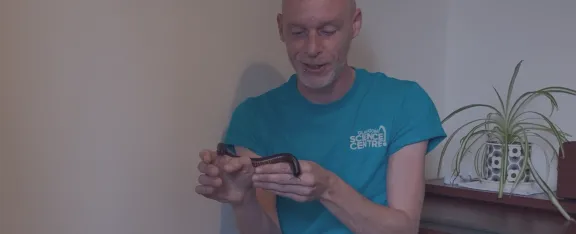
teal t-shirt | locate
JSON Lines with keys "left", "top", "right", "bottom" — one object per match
{"left": 223, "top": 67, "right": 446, "bottom": 234}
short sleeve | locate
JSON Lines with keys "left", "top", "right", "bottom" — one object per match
{"left": 222, "top": 98, "right": 266, "bottom": 156}
{"left": 386, "top": 82, "right": 446, "bottom": 156}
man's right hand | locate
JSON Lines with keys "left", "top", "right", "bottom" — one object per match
{"left": 195, "top": 149, "right": 256, "bottom": 205}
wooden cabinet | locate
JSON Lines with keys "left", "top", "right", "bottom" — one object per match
{"left": 420, "top": 180, "right": 576, "bottom": 234}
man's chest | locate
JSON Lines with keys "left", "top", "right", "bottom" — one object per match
{"left": 258, "top": 106, "right": 395, "bottom": 178}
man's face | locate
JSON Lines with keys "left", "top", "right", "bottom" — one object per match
{"left": 278, "top": 0, "right": 361, "bottom": 89}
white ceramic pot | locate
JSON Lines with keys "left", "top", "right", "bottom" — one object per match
{"left": 484, "top": 141, "right": 533, "bottom": 183}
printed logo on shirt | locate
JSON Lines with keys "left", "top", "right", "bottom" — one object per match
{"left": 349, "top": 125, "right": 387, "bottom": 150}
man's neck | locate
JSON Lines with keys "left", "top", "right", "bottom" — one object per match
{"left": 297, "top": 66, "right": 356, "bottom": 105}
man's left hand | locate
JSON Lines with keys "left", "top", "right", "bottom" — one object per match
{"left": 251, "top": 160, "right": 335, "bottom": 202}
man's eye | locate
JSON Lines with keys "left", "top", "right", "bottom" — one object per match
{"left": 290, "top": 27, "right": 306, "bottom": 36}
{"left": 320, "top": 27, "right": 337, "bottom": 35}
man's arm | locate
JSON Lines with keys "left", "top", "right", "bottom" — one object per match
{"left": 231, "top": 146, "right": 282, "bottom": 234}
{"left": 319, "top": 141, "right": 428, "bottom": 234}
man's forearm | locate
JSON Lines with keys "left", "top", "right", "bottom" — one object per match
{"left": 232, "top": 189, "right": 282, "bottom": 234}
{"left": 319, "top": 176, "right": 418, "bottom": 234}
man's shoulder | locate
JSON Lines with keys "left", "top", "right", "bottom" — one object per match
{"left": 357, "top": 68, "right": 423, "bottom": 98}
{"left": 232, "top": 78, "right": 292, "bottom": 111}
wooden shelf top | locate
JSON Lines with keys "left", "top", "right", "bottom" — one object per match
{"left": 421, "top": 179, "right": 576, "bottom": 233}
{"left": 425, "top": 179, "right": 576, "bottom": 215}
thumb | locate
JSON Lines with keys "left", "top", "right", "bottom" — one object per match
{"left": 224, "top": 156, "right": 253, "bottom": 173}
{"left": 199, "top": 150, "right": 215, "bottom": 164}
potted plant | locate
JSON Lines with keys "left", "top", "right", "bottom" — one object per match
{"left": 438, "top": 60, "right": 576, "bottom": 221}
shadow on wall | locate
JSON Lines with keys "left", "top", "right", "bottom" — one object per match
{"left": 219, "top": 62, "right": 287, "bottom": 141}
{"left": 230, "top": 62, "right": 287, "bottom": 119}
{"left": 218, "top": 62, "right": 286, "bottom": 234}
{"left": 218, "top": 35, "right": 374, "bottom": 234}
{"left": 348, "top": 33, "right": 376, "bottom": 73}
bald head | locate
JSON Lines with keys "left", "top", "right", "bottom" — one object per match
{"left": 277, "top": 0, "right": 362, "bottom": 90}
{"left": 282, "top": 0, "right": 357, "bottom": 15}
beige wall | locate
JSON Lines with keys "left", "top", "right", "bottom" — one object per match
{"left": 0, "top": 0, "right": 457, "bottom": 234}
{"left": 440, "top": 0, "right": 576, "bottom": 186}
{"left": 0, "top": 1, "right": 295, "bottom": 233}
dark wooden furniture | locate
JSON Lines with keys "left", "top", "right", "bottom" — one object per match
{"left": 419, "top": 179, "right": 576, "bottom": 234}
{"left": 418, "top": 227, "right": 451, "bottom": 234}
{"left": 558, "top": 141, "right": 576, "bottom": 200}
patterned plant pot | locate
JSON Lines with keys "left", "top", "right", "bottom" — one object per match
{"left": 484, "top": 142, "right": 533, "bottom": 183}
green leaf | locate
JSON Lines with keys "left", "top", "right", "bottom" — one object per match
{"left": 497, "top": 141, "right": 509, "bottom": 198}
{"left": 510, "top": 129, "right": 531, "bottom": 196}
{"left": 510, "top": 90, "right": 558, "bottom": 122}
{"left": 437, "top": 118, "right": 499, "bottom": 178}
{"left": 515, "top": 118, "right": 571, "bottom": 139}
{"left": 509, "top": 86, "right": 576, "bottom": 123}
{"left": 518, "top": 125, "right": 568, "bottom": 146}
{"left": 473, "top": 142, "right": 489, "bottom": 178}
{"left": 526, "top": 132, "right": 560, "bottom": 167}
{"left": 505, "top": 60, "right": 524, "bottom": 112}
{"left": 528, "top": 156, "right": 574, "bottom": 221}
{"left": 442, "top": 104, "right": 504, "bottom": 124}
{"left": 492, "top": 86, "right": 506, "bottom": 116}
{"left": 527, "top": 141, "right": 552, "bottom": 181}
{"left": 521, "top": 111, "right": 567, "bottom": 157}
{"left": 455, "top": 125, "right": 494, "bottom": 178}
{"left": 457, "top": 130, "right": 489, "bottom": 176}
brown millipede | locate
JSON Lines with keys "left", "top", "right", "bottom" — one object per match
{"left": 216, "top": 143, "right": 302, "bottom": 177}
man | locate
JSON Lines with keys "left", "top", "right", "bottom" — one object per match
{"left": 196, "top": 0, "right": 446, "bottom": 233}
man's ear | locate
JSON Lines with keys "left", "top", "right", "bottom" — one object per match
{"left": 351, "top": 9, "right": 362, "bottom": 38}
{"left": 277, "top": 13, "right": 285, "bottom": 42}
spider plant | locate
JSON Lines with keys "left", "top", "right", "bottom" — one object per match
{"left": 437, "top": 60, "right": 576, "bottom": 221}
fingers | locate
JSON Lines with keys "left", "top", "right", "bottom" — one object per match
{"left": 261, "top": 187, "right": 311, "bottom": 203}
{"left": 223, "top": 156, "right": 253, "bottom": 173}
{"left": 195, "top": 174, "right": 222, "bottom": 196}
{"left": 196, "top": 150, "right": 222, "bottom": 197}
{"left": 198, "top": 174, "right": 222, "bottom": 187}
{"left": 195, "top": 148, "right": 256, "bottom": 203}
{"left": 255, "top": 161, "right": 312, "bottom": 174}
{"left": 252, "top": 173, "right": 298, "bottom": 185}
{"left": 197, "top": 161, "right": 219, "bottom": 177}
{"left": 272, "top": 192, "right": 312, "bottom": 202}
{"left": 223, "top": 157, "right": 244, "bottom": 173}
{"left": 253, "top": 182, "right": 313, "bottom": 197}
{"left": 252, "top": 173, "right": 314, "bottom": 186}
{"left": 254, "top": 163, "right": 293, "bottom": 174}
{"left": 197, "top": 149, "right": 249, "bottom": 174}
{"left": 199, "top": 150, "right": 215, "bottom": 164}
{"left": 239, "top": 155, "right": 253, "bottom": 166}
{"left": 195, "top": 185, "right": 215, "bottom": 196}
{"left": 272, "top": 191, "right": 310, "bottom": 202}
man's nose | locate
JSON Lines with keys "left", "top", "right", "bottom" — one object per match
{"left": 305, "top": 33, "right": 321, "bottom": 57}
